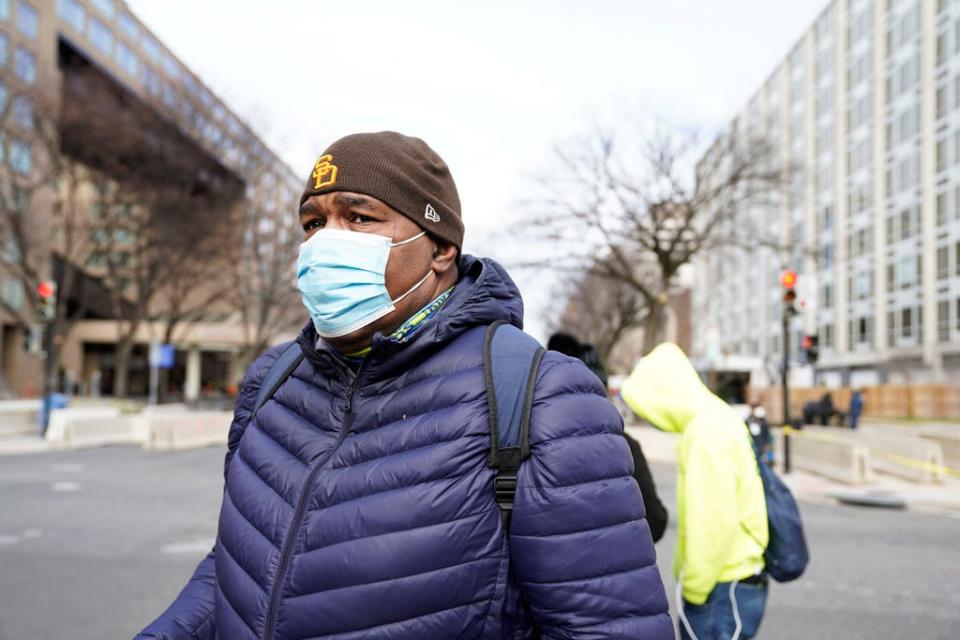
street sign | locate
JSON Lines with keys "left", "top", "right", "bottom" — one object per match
{"left": 149, "top": 343, "right": 176, "bottom": 369}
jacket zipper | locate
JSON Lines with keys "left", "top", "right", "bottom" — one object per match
{"left": 262, "top": 369, "right": 362, "bottom": 640}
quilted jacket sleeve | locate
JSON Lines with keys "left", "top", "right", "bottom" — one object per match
{"left": 510, "top": 354, "right": 674, "bottom": 639}
{"left": 134, "top": 346, "right": 285, "bottom": 640}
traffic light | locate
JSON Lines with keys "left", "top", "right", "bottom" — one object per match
{"left": 37, "top": 281, "right": 56, "bottom": 320}
{"left": 802, "top": 333, "right": 819, "bottom": 364}
{"left": 780, "top": 270, "right": 798, "bottom": 314}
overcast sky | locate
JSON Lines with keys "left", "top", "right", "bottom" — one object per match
{"left": 127, "top": 0, "right": 827, "bottom": 336}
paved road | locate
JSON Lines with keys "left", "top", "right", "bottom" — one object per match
{"left": 0, "top": 446, "right": 958, "bottom": 639}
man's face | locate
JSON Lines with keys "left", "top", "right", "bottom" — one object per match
{"left": 298, "top": 191, "right": 443, "bottom": 350}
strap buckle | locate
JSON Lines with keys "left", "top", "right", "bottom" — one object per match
{"left": 494, "top": 474, "right": 517, "bottom": 511}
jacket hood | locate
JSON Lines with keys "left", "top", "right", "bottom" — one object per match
{"left": 620, "top": 343, "right": 729, "bottom": 433}
{"left": 298, "top": 254, "right": 524, "bottom": 379}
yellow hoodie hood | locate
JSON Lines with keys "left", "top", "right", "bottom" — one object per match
{"left": 620, "top": 342, "right": 734, "bottom": 434}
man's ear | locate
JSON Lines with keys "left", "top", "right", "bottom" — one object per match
{"left": 431, "top": 238, "right": 458, "bottom": 275}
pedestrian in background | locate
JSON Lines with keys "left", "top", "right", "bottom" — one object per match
{"left": 746, "top": 403, "right": 773, "bottom": 467}
{"left": 547, "top": 331, "right": 669, "bottom": 542}
{"left": 848, "top": 389, "right": 864, "bottom": 430}
{"left": 622, "top": 343, "right": 769, "bottom": 640}
{"left": 137, "top": 132, "right": 672, "bottom": 640}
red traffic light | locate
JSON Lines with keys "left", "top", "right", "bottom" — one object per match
{"left": 802, "top": 335, "right": 813, "bottom": 350}
{"left": 37, "top": 281, "right": 56, "bottom": 299}
{"left": 780, "top": 270, "right": 798, "bottom": 289}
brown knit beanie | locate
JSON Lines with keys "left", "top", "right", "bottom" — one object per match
{"left": 299, "top": 132, "right": 464, "bottom": 250}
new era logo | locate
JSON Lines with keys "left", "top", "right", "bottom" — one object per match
{"left": 424, "top": 204, "right": 440, "bottom": 222}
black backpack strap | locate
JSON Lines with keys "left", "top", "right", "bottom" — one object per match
{"left": 483, "top": 321, "right": 545, "bottom": 530}
{"left": 253, "top": 343, "right": 305, "bottom": 418}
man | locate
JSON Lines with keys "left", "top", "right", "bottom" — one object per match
{"left": 546, "top": 331, "right": 668, "bottom": 542}
{"left": 137, "top": 132, "right": 672, "bottom": 639}
{"left": 621, "top": 343, "right": 769, "bottom": 640}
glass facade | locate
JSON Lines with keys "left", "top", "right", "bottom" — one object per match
{"left": 15, "top": 0, "right": 36, "bottom": 39}
{"left": 694, "top": 0, "right": 960, "bottom": 382}
{"left": 57, "top": 0, "right": 84, "bottom": 32}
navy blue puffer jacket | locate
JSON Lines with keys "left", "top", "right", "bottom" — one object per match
{"left": 137, "top": 256, "right": 672, "bottom": 639}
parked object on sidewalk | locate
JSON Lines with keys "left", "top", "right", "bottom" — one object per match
{"left": 548, "top": 330, "right": 668, "bottom": 541}
{"left": 621, "top": 343, "right": 771, "bottom": 638}
{"left": 137, "top": 132, "right": 672, "bottom": 640}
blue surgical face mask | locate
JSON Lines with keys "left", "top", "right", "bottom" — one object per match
{"left": 296, "top": 228, "right": 432, "bottom": 338}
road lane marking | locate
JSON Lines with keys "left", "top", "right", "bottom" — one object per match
{"left": 161, "top": 539, "right": 214, "bottom": 555}
{"left": 51, "top": 481, "right": 82, "bottom": 492}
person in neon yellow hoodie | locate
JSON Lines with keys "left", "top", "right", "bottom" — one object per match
{"left": 621, "top": 343, "right": 769, "bottom": 640}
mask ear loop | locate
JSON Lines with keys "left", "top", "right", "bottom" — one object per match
{"left": 390, "top": 231, "right": 427, "bottom": 248}
{"left": 387, "top": 230, "right": 433, "bottom": 304}
{"left": 391, "top": 270, "right": 434, "bottom": 305}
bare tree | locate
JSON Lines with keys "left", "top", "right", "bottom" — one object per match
{"left": 549, "top": 257, "right": 650, "bottom": 365}
{"left": 0, "top": 86, "right": 104, "bottom": 394}
{"left": 522, "top": 123, "right": 785, "bottom": 355}
{"left": 230, "top": 164, "right": 304, "bottom": 372}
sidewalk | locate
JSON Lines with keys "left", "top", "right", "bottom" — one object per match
{"left": 625, "top": 424, "right": 960, "bottom": 515}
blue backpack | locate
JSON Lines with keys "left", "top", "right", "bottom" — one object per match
{"left": 750, "top": 444, "right": 809, "bottom": 582}
{"left": 252, "top": 321, "right": 544, "bottom": 531}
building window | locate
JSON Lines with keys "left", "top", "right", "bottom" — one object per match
{"left": 57, "top": 0, "right": 84, "bottom": 31}
{"left": 901, "top": 307, "right": 913, "bottom": 339}
{"left": 887, "top": 311, "right": 896, "bottom": 347}
{"left": 1, "top": 275, "right": 22, "bottom": 310}
{"left": 142, "top": 65, "right": 159, "bottom": 94}
{"left": 116, "top": 41, "right": 138, "bottom": 78}
{"left": 118, "top": 11, "right": 138, "bottom": 40}
{"left": 937, "top": 191, "right": 949, "bottom": 226}
{"left": 939, "top": 301, "right": 951, "bottom": 342}
{"left": 899, "top": 255, "right": 916, "bottom": 289}
{"left": 858, "top": 317, "right": 871, "bottom": 344}
{"left": 938, "top": 246, "right": 950, "bottom": 280}
{"left": 162, "top": 53, "right": 179, "bottom": 80}
{"left": 88, "top": 17, "right": 112, "bottom": 55}
{"left": 13, "top": 46, "right": 34, "bottom": 83}
{"left": 90, "top": 0, "right": 114, "bottom": 19}
{"left": 900, "top": 208, "right": 912, "bottom": 238}
{"left": 10, "top": 94, "right": 31, "bottom": 129}
{"left": 15, "top": 0, "right": 35, "bottom": 39}
{"left": 162, "top": 82, "right": 177, "bottom": 109}
{"left": 955, "top": 241, "right": 960, "bottom": 275}
{"left": 143, "top": 34, "right": 161, "bottom": 63}
{"left": 8, "top": 137, "right": 30, "bottom": 174}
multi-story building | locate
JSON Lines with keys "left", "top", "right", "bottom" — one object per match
{"left": 693, "top": 0, "right": 960, "bottom": 386}
{"left": 0, "top": 0, "right": 303, "bottom": 398}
